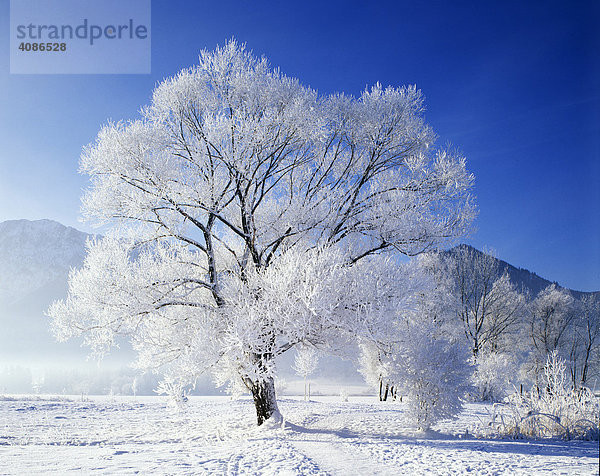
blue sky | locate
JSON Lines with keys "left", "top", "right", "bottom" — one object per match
{"left": 0, "top": 0, "right": 598, "bottom": 291}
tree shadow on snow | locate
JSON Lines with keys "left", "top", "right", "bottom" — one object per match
{"left": 280, "top": 421, "right": 598, "bottom": 459}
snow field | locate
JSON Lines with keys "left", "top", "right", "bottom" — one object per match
{"left": 0, "top": 395, "right": 598, "bottom": 475}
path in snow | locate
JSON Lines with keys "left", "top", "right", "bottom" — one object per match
{"left": 290, "top": 438, "right": 386, "bottom": 475}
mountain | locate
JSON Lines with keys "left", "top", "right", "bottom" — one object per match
{"left": 0, "top": 220, "right": 96, "bottom": 365}
{"left": 0, "top": 219, "right": 91, "bottom": 306}
{"left": 0, "top": 220, "right": 182, "bottom": 395}
{"left": 444, "top": 244, "right": 599, "bottom": 299}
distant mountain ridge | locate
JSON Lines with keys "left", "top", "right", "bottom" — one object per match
{"left": 444, "top": 244, "right": 599, "bottom": 299}
{"left": 0, "top": 219, "right": 98, "bottom": 365}
{"left": 0, "top": 219, "right": 93, "bottom": 306}
{"left": 0, "top": 220, "right": 596, "bottom": 306}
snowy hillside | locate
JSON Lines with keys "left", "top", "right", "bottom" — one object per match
{"left": 443, "top": 244, "right": 599, "bottom": 298}
{"left": 0, "top": 220, "right": 95, "bottom": 365}
{"left": 0, "top": 220, "right": 96, "bottom": 362}
{"left": 0, "top": 219, "right": 91, "bottom": 306}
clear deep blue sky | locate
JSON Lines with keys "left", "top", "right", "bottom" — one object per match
{"left": 0, "top": 0, "right": 598, "bottom": 291}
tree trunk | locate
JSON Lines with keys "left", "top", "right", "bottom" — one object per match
{"left": 581, "top": 342, "right": 592, "bottom": 385}
{"left": 248, "top": 376, "right": 279, "bottom": 426}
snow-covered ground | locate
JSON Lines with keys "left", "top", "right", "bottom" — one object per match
{"left": 0, "top": 394, "right": 597, "bottom": 475}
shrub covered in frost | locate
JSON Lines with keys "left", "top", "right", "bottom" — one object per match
{"left": 489, "top": 352, "right": 599, "bottom": 440}
{"left": 156, "top": 376, "right": 190, "bottom": 413}
{"left": 472, "top": 352, "right": 516, "bottom": 402}
{"left": 388, "top": 319, "right": 473, "bottom": 431}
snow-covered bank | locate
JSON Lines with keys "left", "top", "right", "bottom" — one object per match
{"left": 0, "top": 395, "right": 597, "bottom": 475}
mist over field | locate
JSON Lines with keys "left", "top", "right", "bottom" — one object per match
{"left": 1, "top": 219, "right": 597, "bottom": 397}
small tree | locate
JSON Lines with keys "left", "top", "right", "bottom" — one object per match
{"left": 132, "top": 376, "right": 139, "bottom": 398}
{"left": 358, "top": 259, "right": 473, "bottom": 429}
{"left": 441, "top": 246, "right": 526, "bottom": 358}
{"left": 358, "top": 340, "right": 395, "bottom": 401}
{"left": 571, "top": 295, "right": 600, "bottom": 388}
{"left": 526, "top": 284, "right": 575, "bottom": 386}
{"left": 49, "top": 40, "right": 474, "bottom": 425}
{"left": 391, "top": 318, "right": 472, "bottom": 431}
{"left": 292, "top": 345, "right": 319, "bottom": 400}
{"left": 472, "top": 351, "right": 516, "bottom": 402}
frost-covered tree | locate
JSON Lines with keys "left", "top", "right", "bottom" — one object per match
{"left": 472, "top": 351, "right": 517, "bottom": 402}
{"left": 358, "top": 340, "right": 396, "bottom": 401}
{"left": 358, "top": 258, "right": 473, "bottom": 427}
{"left": 561, "top": 294, "right": 600, "bottom": 389}
{"left": 572, "top": 295, "right": 600, "bottom": 387}
{"left": 49, "top": 40, "right": 475, "bottom": 425}
{"left": 396, "top": 319, "right": 473, "bottom": 430}
{"left": 441, "top": 246, "right": 526, "bottom": 358}
{"left": 526, "top": 284, "right": 575, "bottom": 386}
{"left": 292, "top": 345, "right": 319, "bottom": 400}
{"left": 360, "top": 310, "right": 472, "bottom": 430}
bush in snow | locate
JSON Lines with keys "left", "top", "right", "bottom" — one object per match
{"left": 156, "top": 376, "right": 190, "bottom": 413}
{"left": 472, "top": 352, "right": 516, "bottom": 402}
{"left": 339, "top": 388, "right": 349, "bottom": 402}
{"left": 395, "top": 320, "right": 473, "bottom": 431}
{"left": 358, "top": 257, "right": 473, "bottom": 430}
{"left": 489, "top": 352, "right": 599, "bottom": 440}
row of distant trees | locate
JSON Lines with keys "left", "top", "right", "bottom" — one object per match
{"left": 0, "top": 366, "right": 161, "bottom": 396}
{"left": 447, "top": 246, "right": 599, "bottom": 398}
{"left": 358, "top": 245, "right": 600, "bottom": 407}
